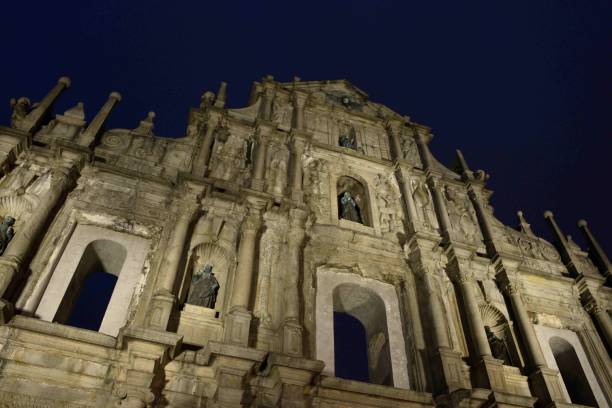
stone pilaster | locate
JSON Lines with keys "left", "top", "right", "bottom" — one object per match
{"left": 17, "top": 77, "right": 71, "bottom": 134}
{"left": 281, "top": 208, "right": 307, "bottom": 356}
{"left": 76, "top": 91, "right": 121, "bottom": 147}
{"left": 0, "top": 166, "right": 74, "bottom": 321}
{"left": 147, "top": 198, "right": 199, "bottom": 331}
{"left": 289, "top": 133, "right": 306, "bottom": 202}
{"left": 578, "top": 219, "right": 612, "bottom": 282}
{"left": 225, "top": 202, "right": 264, "bottom": 346}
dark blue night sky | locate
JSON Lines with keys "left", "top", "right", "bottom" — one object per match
{"left": 2, "top": 1, "right": 610, "bottom": 251}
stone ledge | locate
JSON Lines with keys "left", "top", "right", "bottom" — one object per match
{"left": 7, "top": 315, "right": 117, "bottom": 348}
{"left": 318, "top": 376, "right": 433, "bottom": 404}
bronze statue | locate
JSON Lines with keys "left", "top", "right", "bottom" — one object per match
{"left": 340, "top": 191, "right": 361, "bottom": 223}
{"left": 0, "top": 216, "right": 15, "bottom": 255}
{"left": 339, "top": 127, "right": 356, "bottom": 149}
{"left": 485, "top": 326, "right": 511, "bottom": 365}
{"left": 187, "top": 264, "right": 219, "bottom": 309}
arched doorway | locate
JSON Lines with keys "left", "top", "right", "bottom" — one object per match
{"left": 549, "top": 336, "right": 597, "bottom": 406}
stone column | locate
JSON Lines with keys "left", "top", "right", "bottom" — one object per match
{"left": 501, "top": 280, "right": 547, "bottom": 369}
{"left": 292, "top": 91, "right": 307, "bottom": 130}
{"left": 77, "top": 91, "right": 122, "bottom": 147}
{"left": 214, "top": 81, "right": 227, "bottom": 108}
{"left": 454, "top": 269, "right": 492, "bottom": 359}
{"left": 250, "top": 130, "right": 270, "bottom": 191}
{"left": 192, "top": 113, "right": 221, "bottom": 177}
{"left": 578, "top": 219, "right": 611, "bottom": 280}
{"left": 0, "top": 168, "right": 73, "bottom": 298}
{"left": 281, "top": 208, "right": 307, "bottom": 356}
{"left": 414, "top": 125, "right": 433, "bottom": 169}
{"left": 386, "top": 121, "right": 404, "bottom": 161}
{"left": 396, "top": 166, "right": 419, "bottom": 231}
{"left": 18, "top": 77, "right": 71, "bottom": 134}
{"left": 225, "top": 204, "right": 263, "bottom": 346}
{"left": 427, "top": 177, "right": 452, "bottom": 239}
{"left": 147, "top": 200, "right": 199, "bottom": 330}
{"left": 585, "top": 301, "right": 612, "bottom": 353}
{"left": 290, "top": 135, "right": 305, "bottom": 201}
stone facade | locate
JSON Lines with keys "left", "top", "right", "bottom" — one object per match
{"left": 0, "top": 75, "right": 609, "bottom": 407}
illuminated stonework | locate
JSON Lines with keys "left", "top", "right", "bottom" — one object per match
{"left": 0, "top": 76, "right": 609, "bottom": 407}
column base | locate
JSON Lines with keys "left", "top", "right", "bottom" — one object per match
{"left": 0, "top": 298, "right": 14, "bottom": 324}
{"left": 250, "top": 179, "right": 265, "bottom": 191}
{"left": 146, "top": 290, "right": 176, "bottom": 331}
{"left": 224, "top": 306, "right": 253, "bottom": 347}
{"left": 471, "top": 355, "right": 507, "bottom": 392}
{"left": 528, "top": 367, "right": 567, "bottom": 407}
{"left": 0, "top": 257, "right": 20, "bottom": 300}
{"left": 430, "top": 347, "right": 471, "bottom": 397}
{"left": 281, "top": 319, "right": 303, "bottom": 356}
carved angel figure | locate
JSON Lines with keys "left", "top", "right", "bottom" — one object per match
{"left": 10, "top": 97, "right": 31, "bottom": 128}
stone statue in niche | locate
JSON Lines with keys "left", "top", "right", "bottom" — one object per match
{"left": 0, "top": 216, "right": 15, "bottom": 255}
{"left": 374, "top": 174, "right": 402, "bottom": 232}
{"left": 304, "top": 159, "right": 330, "bottom": 219}
{"left": 401, "top": 136, "right": 421, "bottom": 164}
{"left": 339, "top": 191, "right": 361, "bottom": 223}
{"left": 187, "top": 264, "right": 219, "bottom": 309}
{"left": 444, "top": 185, "right": 478, "bottom": 242}
{"left": 485, "top": 326, "right": 511, "bottom": 365}
{"left": 9, "top": 97, "right": 32, "bottom": 128}
{"left": 267, "top": 148, "right": 288, "bottom": 196}
{"left": 339, "top": 127, "right": 357, "bottom": 150}
{"left": 412, "top": 180, "right": 437, "bottom": 230}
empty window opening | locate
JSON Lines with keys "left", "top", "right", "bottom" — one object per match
{"left": 54, "top": 240, "right": 127, "bottom": 332}
{"left": 334, "top": 312, "right": 369, "bottom": 382}
{"left": 333, "top": 283, "right": 392, "bottom": 386}
{"left": 549, "top": 337, "right": 597, "bottom": 407}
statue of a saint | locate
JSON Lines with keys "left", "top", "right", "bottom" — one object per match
{"left": 485, "top": 326, "right": 511, "bottom": 365}
{"left": 0, "top": 216, "right": 15, "bottom": 255}
{"left": 339, "top": 128, "right": 356, "bottom": 150}
{"left": 10, "top": 97, "right": 31, "bottom": 128}
{"left": 339, "top": 191, "right": 361, "bottom": 223}
{"left": 187, "top": 264, "right": 219, "bottom": 309}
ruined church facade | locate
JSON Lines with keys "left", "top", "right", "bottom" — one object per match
{"left": 0, "top": 76, "right": 609, "bottom": 407}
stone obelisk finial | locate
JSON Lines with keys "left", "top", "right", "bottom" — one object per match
{"left": 214, "top": 81, "right": 227, "bottom": 108}
{"left": 18, "top": 77, "right": 71, "bottom": 133}
{"left": 77, "top": 92, "right": 122, "bottom": 147}
{"left": 577, "top": 219, "right": 611, "bottom": 280}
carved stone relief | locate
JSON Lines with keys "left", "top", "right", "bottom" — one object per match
{"left": 303, "top": 159, "right": 330, "bottom": 220}
{"left": 373, "top": 173, "right": 403, "bottom": 233}
{"left": 265, "top": 143, "right": 289, "bottom": 196}
{"left": 443, "top": 185, "right": 481, "bottom": 244}
{"left": 209, "top": 130, "right": 251, "bottom": 184}
{"left": 411, "top": 179, "right": 438, "bottom": 231}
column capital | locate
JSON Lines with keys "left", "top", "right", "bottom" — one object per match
{"left": 242, "top": 210, "right": 263, "bottom": 234}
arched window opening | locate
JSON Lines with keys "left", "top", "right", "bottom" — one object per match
{"left": 333, "top": 283, "right": 393, "bottom": 386}
{"left": 337, "top": 176, "right": 370, "bottom": 226}
{"left": 54, "top": 240, "right": 127, "bottom": 333}
{"left": 549, "top": 337, "right": 597, "bottom": 407}
{"left": 333, "top": 312, "right": 369, "bottom": 382}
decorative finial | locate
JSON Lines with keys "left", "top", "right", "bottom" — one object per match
{"left": 132, "top": 111, "right": 155, "bottom": 135}
{"left": 109, "top": 91, "right": 122, "bottom": 102}
{"left": 64, "top": 102, "right": 85, "bottom": 120}
{"left": 58, "top": 77, "right": 71, "bottom": 87}
{"left": 517, "top": 210, "right": 535, "bottom": 237}
{"left": 214, "top": 82, "right": 227, "bottom": 108}
{"left": 544, "top": 210, "right": 554, "bottom": 219}
{"left": 577, "top": 219, "right": 588, "bottom": 228}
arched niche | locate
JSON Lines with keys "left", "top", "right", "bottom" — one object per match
{"left": 549, "top": 337, "right": 597, "bottom": 407}
{"left": 336, "top": 175, "right": 371, "bottom": 226}
{"left": 181, "top": 242, "right": 233, "bottom": 314}
{"left": 35, "top": 225, "right": 150, "bottom": 336}
{"left": 333, "top": 283, "right": 393, "bottom": 385}
{"left": 480, "top": 304, "right": 523, "bottom": 368}
{"left": 315, "top": 268, "right": 410, "bottom": 389}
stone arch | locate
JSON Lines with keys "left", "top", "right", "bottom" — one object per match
{"left": 315, "top": 268, "right": 410, "bottom": 389}
{"left": 336, "top": 175, "right": 371, "bottom": 226}
{"left": 35, "top": 225, "right": 150, "bottom": 336}
{"left": 549, "top": 336, "right": 597, "bottom": 406}
{"left": 333, "top": 283, "right": 393, "bottom": 385}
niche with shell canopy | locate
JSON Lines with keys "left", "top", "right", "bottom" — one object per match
{"left": 479, "top": 304, "right": 523, "bottom": 368}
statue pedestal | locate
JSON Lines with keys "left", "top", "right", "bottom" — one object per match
{"left": 224, "top": 306, "right": 252, "bottom": 346}
{"left": 177, "top": 304, "right": 223, "bottom": 346}
{"left": 281, "top": 319, "right": 303, "bottom": 356}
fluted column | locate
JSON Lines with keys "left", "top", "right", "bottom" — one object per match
{"left": 157, "top": 203, "right": 199, "bottom": 294}
{"left": 225, "top": 204, "right": 263, "bottom": 346}
{"left": 147, "top": 199, "right": 198, "bottom": 330}
{"left": 231, "top": 209, "right": 262, "bottom": 310}
{"left": 250, "top": 130, "right": 270, "bottom": 191}
{"left": 18, "top": 77, "right": 71, "bottom": 133}
{"left": 281, "top": 208, "right": 307, "bottom": 355}
{"left": 290, "top": 135, "right": 305, "bottom": 201}
{"left": 0, "top": 167, "right": 73, "bottom": 322}
{"left": 578, "top": 219, "right": 611, "bottom": 280}
{"left": 77, "top": 92, "right": 122, "bottom": 147}
{"left": 192, "top": 113, "right": 221, "bottom": 177}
